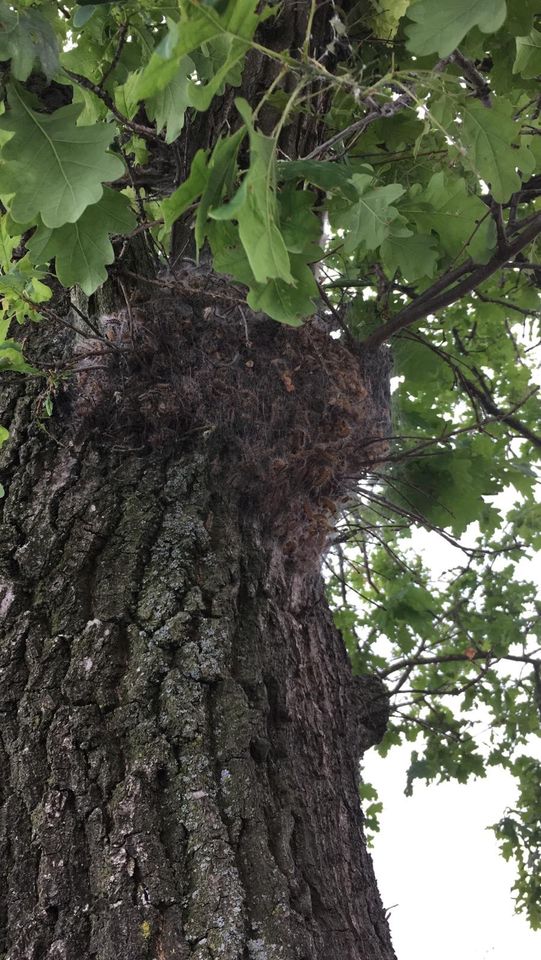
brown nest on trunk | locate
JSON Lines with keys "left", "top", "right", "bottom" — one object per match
{"left": 69, "top": 268, "right": 391, "bottom": 556}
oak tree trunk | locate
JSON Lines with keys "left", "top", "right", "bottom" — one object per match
{"left": 0, "top": 296, "right": 395, "bottom": 960}
{"left": 0, "top": 3, "right": 397, "bottom": 957}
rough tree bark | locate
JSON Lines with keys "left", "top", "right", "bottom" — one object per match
{"left": 0, "top": 3, "right": 398, "bottom": 958}
{"left": 0, "top": 301, "right": 394, "bottom": 960}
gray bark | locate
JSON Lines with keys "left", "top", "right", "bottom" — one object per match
{"left": 0, "top": 296, "right": 396, "bottom": 960}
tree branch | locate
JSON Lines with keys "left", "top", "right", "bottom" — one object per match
{"left": 405, "top": 330, "right": 541, "bottom": 450}
{"left": 379, "top": 650, "right": 540, "bottom": 680}
{"left": 63, "top": 68, "right": 161, "bottom": 143}
{"left": 302, "top": 92, "right": 413, "bottom": 160}
{"left": 361, "top": 213, "right": 541, "bottom": 349}
{"left": 100, "top": 21, "right": 129, "bottom": 88}
{"left": 437, "top": 49, "right": 492, "bottom": 106}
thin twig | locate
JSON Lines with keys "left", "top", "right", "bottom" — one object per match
{"left": 63, "top": 68, "right": 161, "bottom": 143}
{"left": 100, "top": 21, "right": 129, "bottom": 87}
{"left": 403, "top": 330, "right": 541, "bottom": 449}
{"left": 438, "top": 50, "right": 491, "bottom": 106}
{"left": 380, "top": 650, "right": 540, "bottom": 680}
{"left": 302, "top": 93, "right": 414, "bottom": 160}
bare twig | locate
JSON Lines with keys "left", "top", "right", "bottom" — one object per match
{"left": 63, "top": 68, "right": 161, "bottom": 143}
{"left": 302, "top": 92, "right": 414, "bottom": 160}
{"left": 380, "top": 650, "right": 540, "bottom": 680}
{"left": 100, "top": 21, "right": 129, "bottom": 87}
{"left": 437, "top": 50, "right": 491, "bottom": 106}
{"left": 476, "top": 290, "right": 540, "bottom": 319}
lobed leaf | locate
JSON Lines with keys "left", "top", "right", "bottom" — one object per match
{"left": 210, "top": 99, "right": 292, "bottom": 284}
{"left": 27, "top": 189, "right": 136, "bottom": 296}
{"left": 330, "top": 175, "right": 404, "bottom": 253}
{"left": 0, "top": 86, "right": 124, "bottom": 228}
{"left": 513, "top": 28, "right": 541, "bottom": 78}
{"left": 0, "top": 2, "right": 59, "bottom": 81}
{"left": 405, "top": 0, "right": 508, "bottom": 58}
{"left": 460, "top": 99, "right": 535, "bottom": 202}
{"left": 402, "top": 172, "right": 496, "bottom": 261}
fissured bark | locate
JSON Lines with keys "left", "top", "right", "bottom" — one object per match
{"left": 0, "top": 288, "right": 395, "bottom": 960}
{"left": 0, "top": 2, "right": 397, "bottom": 955}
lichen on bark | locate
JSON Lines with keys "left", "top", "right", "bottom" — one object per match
{"left": 0, "top": 284, "right": 395, "bottom": 959}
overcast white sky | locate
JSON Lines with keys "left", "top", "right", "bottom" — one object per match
{"left": 364, "top": 748, "right": 541, "bottom": 960}
{"left": 361, "top": 508, "right": 541, "bottom": 959}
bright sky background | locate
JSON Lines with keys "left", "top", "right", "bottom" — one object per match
{"left": 364, "top": 748, "right": 541, "bottom": 960}
{"left": 361, "top": 506, "right": 541, "bottom": 959}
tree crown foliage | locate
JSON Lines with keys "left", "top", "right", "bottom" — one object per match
{"left": 0, "top": 0, "right": 540, "bottom": 930}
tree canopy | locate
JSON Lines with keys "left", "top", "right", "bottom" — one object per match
{"left": 0, "top": 0, "right": 540, "bottom": 931}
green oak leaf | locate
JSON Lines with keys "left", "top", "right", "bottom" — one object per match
{"left": 185, "top": 38, "right": 247, "bottom": 112}
{"left": 523, "top": 128, "right": 541, "bottom": 169}
{"left": 195, "top": 127, "right": 246, "bottom": 251}
{"left": 27, "top": 190, "right": 136, "bottom": 295}
{"left": 513, "top": 29, "right": 541, "bottom": 79}
{"left": 393, "top": 336, "right": 454, "bottom": 393}
{"left": 0, "top": 215, "right": 19, "bottom": 271}
{"left": 246, "top": 255, "right": 318, "bottom": 325}
{"left": 207, "top": 220, "right": 317, "bottom": 325}
{"left": 381, "top": 227, "right": 439, "bottom": 280}
{"left": 128, "top": 21, "right": 189, "bottom": 100}
{"left": 161, "top": 149, "right": 210, "bottom": 237}
{"left": 370, "top": 0, "right": 410, "bottom": 39}
{"left": 144, "top": 58, "right": 194, "bottom": 144}
{"left": 125, "top": 135, "right": 149, "bottom": 167}
{"left": 460, "top": 99, "right": 535, "bottom": 202}
{"left": 278, "top": 187, "right": 322, "bottom": 259}
{"left": 403, "top": 173, "right": 496, "bottom": 260}
{"left": 134, "top": 37, "right": 244, "bottom": 123}
{"left": 0, "top": 3, "right": 59, "bottom": 81}
{"left": 114, "top": 70, "right": 143, "bottom": 122}
{"left": 73, "top": 86, "right": 108, "bottom": 126}
{"left": 0, "top": 86, "right": 124, "bottom": 228}
{"left": 191, "top": 33, "right": 244, "bottom": 88}
{"left": 207, "top": 220, "right": 255, "bottom": 286}
{"left": 506, "top": 0, "right": 539, "bottom": 35}
{"left": 209, "top": 99, "right": 292, "bottom": 284}
{"left": 161, "top": 130, "right": 247, "bottom": 249}
{"left": 0, "top": 256, "right": 52, "bottom": 322}
{"left": 405, "top": 0, "right": 507, "bottom": 58}
{"left": 391, "top": 442, "right": 503, "bottom": 535}
{"left": 331, "top": 174, "right": 404, "bottom": 253}
{"left": 277, "top": 159, "right": 358, "bottom": 199}
{"left": 0, "top": 339, "right": 39, "bottom": 374}
{"left": 135, "top": 1, "right": 263, "bottom": 99}
{"left": 72, "top": 5, "right": 99, "bottom": 28}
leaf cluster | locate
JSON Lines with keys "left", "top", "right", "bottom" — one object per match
{"left": 0, "top": 0, "right": 539, "bottom": 930}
